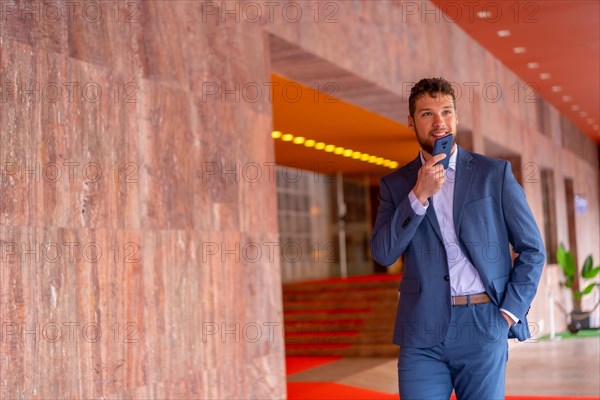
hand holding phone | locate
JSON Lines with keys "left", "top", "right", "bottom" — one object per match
{"left": 432, "top": 134, "right": 454, "bottom": 170}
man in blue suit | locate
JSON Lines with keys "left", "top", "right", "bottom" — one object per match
{"left": 370, "top": 77, "right": 545, "bottom": 400}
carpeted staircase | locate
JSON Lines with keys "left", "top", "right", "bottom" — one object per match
{"left": 283, "top": 274, "right": 401, "bottom": 357}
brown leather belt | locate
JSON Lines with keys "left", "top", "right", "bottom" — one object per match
{"left": 451, "top": 293, "right": 491, "bottom": 306}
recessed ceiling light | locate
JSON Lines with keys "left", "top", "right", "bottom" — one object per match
{"left": 571, "top": 105, "right": 580, "bottom": 111}
{"left": 513, "top": 47, "right": 526, "bottom": 54}
{"left": 497, "top": 30, "right": 511, "bottom": 37}
{"left": 551, "top": 86, "right": 562, "bottom": 93}
{"left": 586, "top": 118, "right": 594, "bottom": 125}
{"left": 580, "top": 111, "right": 588, "bottom": 117}
{"left": 539, "top": 73, "right": 551, "bottom": 80}
{"left": 477, "top": 11, "right": 492, "bottom": 19}
{"left": 273, "top": 132, "right": 399, "bottom": 169}
{"left": 562, "top": 95, "right": 572, "bottom": 102}
{"left": 527, "top": 62, "right": 540, "bottom": 69}
{"left": 593, "top": 125, "right": 599, "bottom": 131}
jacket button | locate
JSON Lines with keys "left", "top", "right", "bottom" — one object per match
{"left": 444, "top": 275, "right": 450, "bottom": 281}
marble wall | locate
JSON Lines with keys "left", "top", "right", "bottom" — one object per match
{"left": 1, "top": 1, "right": 282, "bottom": 398}
{"left": 0, "top": 0, "right": 597, "bottom": 398}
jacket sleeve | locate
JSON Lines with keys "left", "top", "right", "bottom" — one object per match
{"left": 370, "top": 176, "right": 426, "bottom": 266}
{"left": 499, "top": 161, "right": 546, "bottom": 321}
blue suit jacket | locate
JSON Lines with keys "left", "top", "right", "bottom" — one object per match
{"left": 370, "top": 147, "right": 545, "bottom": 348}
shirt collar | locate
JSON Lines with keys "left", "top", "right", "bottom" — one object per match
{"left": 420, "top": 145, "right": 458, "bottom": 171}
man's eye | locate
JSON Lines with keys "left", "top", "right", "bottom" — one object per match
{"left": 422, "top": 112, "right": 431, "bottom": 117}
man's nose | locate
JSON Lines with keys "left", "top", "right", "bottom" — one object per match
{"left": 433, "top": 113, "right": 445, "bottom": 126}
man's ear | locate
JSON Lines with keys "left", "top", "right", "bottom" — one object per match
{"left": 408, "top": 115, "right": 415, "bottom": 131}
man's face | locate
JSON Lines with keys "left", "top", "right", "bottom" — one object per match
{"left": 408, "top": 93, "right": 458, "bottom": 158}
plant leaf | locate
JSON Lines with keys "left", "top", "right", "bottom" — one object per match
{"left": 581, "top": 256, "right": 593, "bottom": 276}
{"left": 581, "top": 282, "right": 598, "bottom": 296}
{"left": 581, "top": 256, "right": 600, "bottom": 279}
{"left": 563, "top": 251, "right": 576, "bottom": 277}
{"left": 575, "top": 283, "right": 598, "bottom": 299}
{"left": 556, "top": 243, "right": 567, "bottom": 268}
{"left": 583, "top": 266, "right": 600, "bottom": 279}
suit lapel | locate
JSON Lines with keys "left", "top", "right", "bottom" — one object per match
{"left": 453, "top": 147, "right": 475, "bottom": 236}
{"left": 426, "top": 203, "right": 444, "bottom": 243}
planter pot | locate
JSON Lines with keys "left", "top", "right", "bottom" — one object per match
{"left": 568, "top": 310, "right": 591, "bottom": 333}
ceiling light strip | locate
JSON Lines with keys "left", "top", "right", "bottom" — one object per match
{"left": 271, "top": 131, "right": 399, "bottom": 169}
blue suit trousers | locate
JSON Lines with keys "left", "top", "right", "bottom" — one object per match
{"left": 398, "top": 301, "right": 509, "bottom": 400}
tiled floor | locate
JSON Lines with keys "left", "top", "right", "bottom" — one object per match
{"left": 287, "top": 337, "right": 600, "bottom": 397}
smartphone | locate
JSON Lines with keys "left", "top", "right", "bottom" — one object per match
{"left": 432, "top": 134, "right": 454, "bottom": 170}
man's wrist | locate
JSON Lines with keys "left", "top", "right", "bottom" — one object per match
{"left": 408, "top": 191, "right": 428, "bottom": 215}
{"left": 500, "top": 308, "right": 519, "bottom": 327}
{"left": 412, "top": 187, "right": 428, "bottom": 205}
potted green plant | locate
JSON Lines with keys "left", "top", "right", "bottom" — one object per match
{"left": 556, "top": 243, "right": 600, "bottom": 333}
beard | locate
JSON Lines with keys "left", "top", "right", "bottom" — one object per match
{"left": 415, "top": 126, "right": 434, "bottom": 155}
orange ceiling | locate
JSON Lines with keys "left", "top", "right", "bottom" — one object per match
{"left": 272, "top": 74, "right": 419, "bottom": 180}
{"left": 272, "top": 1, "right": 599, "bottom": 182}
{"left": 431, "top": 0, "right": 599, "bottom": 143}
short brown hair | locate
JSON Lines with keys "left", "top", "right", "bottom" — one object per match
{"left": 409, "top": 78, "right": 456, "bottom": 117}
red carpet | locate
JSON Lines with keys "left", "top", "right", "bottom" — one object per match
{"left": 287, "top": 382, "right": 397, "bottom": 400}
{"left": 286, "top": 330, "right": 359, "bottom": 337}
{"left": 286, "top": 343, "right": 352, "bottom": 350}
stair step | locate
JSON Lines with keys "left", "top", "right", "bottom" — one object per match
{"left": 284, "top": 311, "right": 395, "bottom": 322}
{"left": 284, "top": 280, "right": 399, "bottom": 293}
{"left": 284, "top": 314, "right": 394, "bottom": 323}
{"left": 283, "top": 320, "right": 395, "bottom": 332}
{"left": 286, "top": 343, "right": 398, "bottom": 357}
{"left": 283, "top": 274, "right": 401, "bottom": 357}
{"left": 285, "top": 331, "right": 394, "bottom": 345}
{"left": 284, "top": 290, "right": 398, "bottom": 302}
{"left": 284, "top": 299, "right": 397, "bottom": 311}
